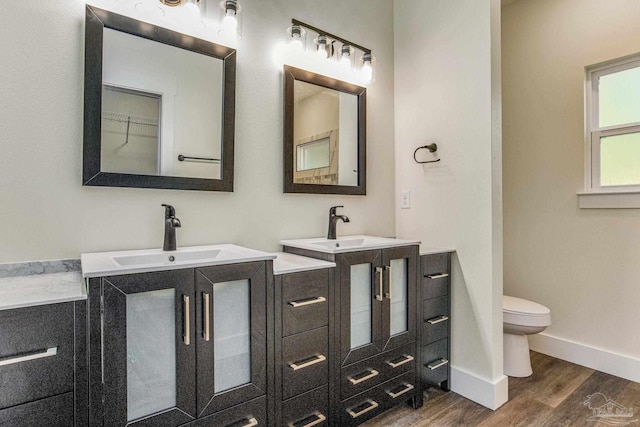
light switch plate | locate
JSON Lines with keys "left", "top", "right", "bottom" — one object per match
{"left": 401, "top": 190, "right": 411, "bottom": 209}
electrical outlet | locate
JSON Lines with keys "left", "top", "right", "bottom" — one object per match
{"left": 400, "top": 190, "right": 411, "bottom": 209}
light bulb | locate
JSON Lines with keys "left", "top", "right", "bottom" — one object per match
{"left": 361, "top": 53, "right": 373, "bottom": 84}
{"left": 316, "top": 35, "right": 329, "bottom": 59}
{"left": 182, "top": 0, "right": 200, "bottom": 19}
{"left": 287, "top": 25, "right": 305, "bottom": 52}
{"left": 222, "top": 9, "right": 238, "bottom": 32}
{"left": 339, "top": 45, "right": 352, "bottom": 70}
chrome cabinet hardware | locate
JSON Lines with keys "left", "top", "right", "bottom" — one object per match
{"left": 426, "top": 358, "right": 449, "bottom": 370}
{"left": 226, "top": 417, "right": 258, "bottom": 427}
{"left": 347, "top": 400, "right": 379, "bottom": 418}
{"left": 386, "top": 354, "right": 414, "bottom": 368}
{"left": 426, "top": 273, "right": 449, "bottom": 279}
{"left": 288, "top": 413, "right": 326, "bottom": 427}
{"left": 203, "top": 292, "right": 210, "bottom": 341}
{"left": 387, "top": 383, "right": 414, "bottom": 399}
{"left": 289, "top": 354, "right": 326, "bottom": 371}
{"left": 288, "top": 296, "right": 326, "bottom": 308}
{"left": 426, "top": 315, "right": 449, "bottom": 325}
{"left": 348, "top": 369, "right": 379, "bottom": 385}
{"left": 0, "top": 347, "right": 57, "bottom": 367}
{"left": 384, "top": 265, "right": 391, "bottom": 299}
{"left": 375, "top": 267, "right": 383, "bottom": 301}
{"left": 183, "top": 295, "right": 190, "bottom": 346}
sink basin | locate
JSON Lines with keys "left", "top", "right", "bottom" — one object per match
{"left": 81, "top": 244, "right": 276, "bottom": 278}
{"left": 280, "top": 235, "right": 421, "bottom": 255}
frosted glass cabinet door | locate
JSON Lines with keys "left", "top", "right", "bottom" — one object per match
{"left": 350, "top": 263, "right": 372, "bottom": 349}
{"left": 100, "top": 270, "right": 196, "bottom": 427}
{"left": 389, "top": 258, "right": 408, "bottom": 336}
{"left": 382, "top": 246, "right": 417, "bottom": 352}
{"left": 195, "top": 262, "right": 268, "bottom": 417}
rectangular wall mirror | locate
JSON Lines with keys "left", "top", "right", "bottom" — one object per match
{"left": 284, "top": 65, "right": 366, "bottom": 195}
{"left": 83, "top": 6, "right": 236, "bottom": 191}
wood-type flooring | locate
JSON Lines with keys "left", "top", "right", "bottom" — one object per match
{"left": 363, "top": 351, "right": 640, "bottom": 426}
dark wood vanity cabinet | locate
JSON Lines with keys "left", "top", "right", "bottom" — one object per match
{"left": 86, "top": 261, "right": 273, "bottom": 427}
{"left": 274, "top": 268, "right": 334, "bottom": 427}
{"left": 416, "top": 253, "right": 451, "bottom": 407}
{"left": 0, "top": 300, "right": 86, "bottom": 427}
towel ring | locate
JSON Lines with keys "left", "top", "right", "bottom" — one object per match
{"left": 414, "top": 144, "right": 440, "bottom": 164}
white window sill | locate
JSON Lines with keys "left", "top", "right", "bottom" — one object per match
{"left": 578, "top": 190, "right": 640, "bottom": 208}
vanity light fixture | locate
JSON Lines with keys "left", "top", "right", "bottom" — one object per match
{"left": 286, "top": 24, "right": 306, "bottom": 52}
{"left": 287, "top": 19, "right": 374, "bottom": 84}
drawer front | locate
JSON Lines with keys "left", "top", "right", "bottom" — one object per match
{"left": 421, "top": 254, "right": 450, "bottom": 300}
{"left": 422, "top": 339, "right": 449, "bottom": 386}
{"left": 422, "top": 296, "right": 449, "bottom": 344}
{"left": 340, "top": 343, "right": 416, "bottom": 401}
{"left": 282, "top": 385, "right": 329, "bottom": 427}
{"left": 0, "top": 392, "right": 73, "bottom": 427}
{"left": 339, "top": 372, "right": 415, "bottom": 427}
{"left": 184, "top": 396, "right": 267, "bottom": 427}
{"left": 283, "top": 327, "right": 329, "bottom": 400}
{"left": 0, "top": 303, "right": 74, "bottom": 409}
{"left": 282, "top": 269, "right": 329, "bottom": 337}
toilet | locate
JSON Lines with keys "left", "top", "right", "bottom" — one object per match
{"left": 503, "top": 295, "right": 551, "bottom": 377}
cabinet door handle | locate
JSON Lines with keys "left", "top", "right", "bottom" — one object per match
{"left": 347, "top": 400, "right": 379, "bottom": 419}
{"left": 225, "top": 417, "right": 258, "bottom": 427}
{"left": 288, "top": 413, "right": 326, "bottom": 427}
{"left": 288, "top": 296, "right": 326, "bottom": 308}
{"left": 384, "top": 265, "right": 391, "bottom": 299}
{"left": 375, "top": 267, "right": 383, "bottom": 301}
{"left": 348, "top": 369, "right": 379, "bottom": 385}
{"left": 426, "top": 315, "right": 449, "bottom": 325}
{"left": 202, "top": 292, "right": 210, "bottom": 342}
{"left": 386, "top": 354, "right": 414, "bottom": 368}
{"left": 0, "top": 347, "right": 57, "bottom": 367}
{"left": 426, "top": 273, "right": 449, "bottom": 279}
{"left": 289, "top": 354, "right": 326, "bottom": 371}
{"left": 183, "top": 295, "right": 190, "bottom": 346}
{"left": 426, "top": 358, "right": 449, "bottom": 370}
{"left": 387, "top": 383, "right": 414, "bottom": 399}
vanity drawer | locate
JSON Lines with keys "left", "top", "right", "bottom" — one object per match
{"left": 340, "top": 343, "right": 415, "bottom": 401}
{"left": 185, "top": 396, "right": 267, "bottom": 427}
{"left": 421, "top": 254, "right": 450, "bottom": 300}
{"left": 0, "top": 392, "right": 74, "bottom": 427}
{"left": 422, "top": 338, "right": 449, "bottom": 386}
{"left": 282, "top": 385, "right": 329, "bottom": 427}
{"left": 282, "top": 269, "right": 329, "bottom": 337}
{"left": 0, "top": 303, "right": 74, "bottom": 410}
{"left": 339, "top": 372, "right": 415, "bottom": 427}
{"left": 422, "top": 295, "right": 449, "bottom": 344}
{"left": 282, "top": 327, "right": 329, "bottom": 400}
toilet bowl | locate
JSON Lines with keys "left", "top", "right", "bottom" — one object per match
{"left": 503, "top": 295, "right": 551, "bottom": 377}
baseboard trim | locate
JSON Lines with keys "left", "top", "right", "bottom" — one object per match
{"left": 529, "top": 332, "right": 640, "bottom": 383}
{"left": 450, "top": 366, "right": 508, "bottom": 410}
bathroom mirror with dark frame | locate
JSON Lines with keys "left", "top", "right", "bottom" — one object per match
{"left": 83, "top": 5, "right": 236, "bottom": 191}
{"left": 284, "top": 65, "right": 366, "bottom": 195}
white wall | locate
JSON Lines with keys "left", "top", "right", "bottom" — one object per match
{"left": 503, "top": 0, "right": 640, "bottom": 380}
{"left": 394, "top": 0, "right": 506, "bottom": 409}
{"left": 0, "top": 0, "right": 395, "bottom": 262}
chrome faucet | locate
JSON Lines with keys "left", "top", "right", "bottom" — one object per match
{"left": 162, "top": 204, "right": 181, "bottom": 251}
{"left": 327, "top": 205, "right": 350, "bottom": 240}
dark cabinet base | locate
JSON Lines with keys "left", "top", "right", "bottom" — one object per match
{"left": 0, "top": 392, "right": 74, "bottom": 427}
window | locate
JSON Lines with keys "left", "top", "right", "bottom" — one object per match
{"left": 581, "top": 55, "right": 640, "bottom": 207}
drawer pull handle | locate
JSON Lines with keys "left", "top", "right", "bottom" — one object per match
{"left": 288, "top": 413, "right": 326, "bottom": 427}
{"left": 288, "top": 296, "right": 326, "bottom": 308}
{"left": 387, "top": 383, "right": 414, "bottom": 399}
{"left": 0, "top": 347, "right": 57, "bottom": 367}
{"left": 426, "top": 273, "right": 449, "bottom": 279}
{"left": 386, "top": 354, "right": 414, "bottom": 368}
{"left": 427, "top": 315, "right": 449, "bottom": 325}
{"left": 426, "top": 358, "right": 449, "bottom": 370}
{"left": 375, "top": 267, "right": 383, "bottom": 301}
{"left": 225, "top": 417, "right": 258, "bottom": 427}
{"left": 289, "top": 354, "right": 326, "bottom": 371}
{"left": 203, "top": 292, "right": 211, "bottom": 342}
{"left": 347, "top": 399, "right": 379, "bottom": 419}
{"left": 348, "top": 369, "right": 379, "bottom": 385}
{"left": 183, "top": 295, "right": 190, "bottom": 346}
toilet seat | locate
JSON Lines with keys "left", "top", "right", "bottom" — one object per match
{"left": 503, "top": 295, "right": 551, "bottom": 327}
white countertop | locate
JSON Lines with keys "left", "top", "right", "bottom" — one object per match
{"left": 272, "top": 252, "right": 335, "bottom": 275}
{"left": 0, "top": 271, "right": 86, "bottom": 311}
{"left": 420, "top": 246, "right": 456, "bottom": 256}
{"left": 281, "top": 235, "right": 421, "bottom": 255}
